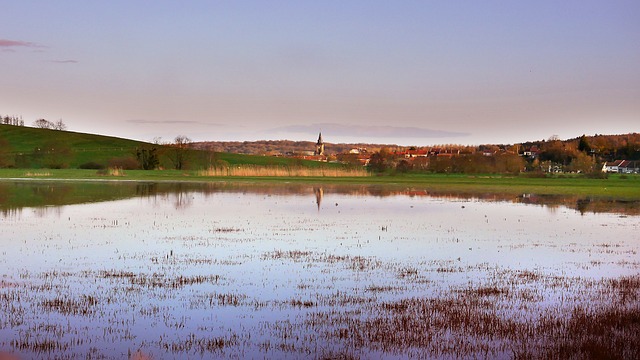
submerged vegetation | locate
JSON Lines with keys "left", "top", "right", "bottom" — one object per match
{"left": 1, "top": 180, "right": 638, "bottom": 358}
{"left": 1, "top": 238, "right": 638, "bottom": 358}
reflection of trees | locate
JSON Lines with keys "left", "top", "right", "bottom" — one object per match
{"left": 30, "top": 184, "right": 73, "bottom": 205}
{"left": 33, "top": 206, "right": 63, "bottom": 218}
{"left": 171, "top": 190, "right": 193, "bottom": 209}
{"left": 136, "top": 183, "right": 158, "bottom": 197}
{"left": 1, "top": 207, "right": 23, "bottom": 219}
{"left": 164, "top": 183, "right": 193, "bottom": 209}
{"left": 2, "top": 180, "right": 639, "bottom": 217}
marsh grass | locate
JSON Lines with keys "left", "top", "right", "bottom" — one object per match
{"left": 161, "top": 334, "right": 240, "bottom": 353}
{"left": 197, "top": 165, "right": 369, "bottom": 177}
{"left": 303, "top": 274, "right": 640, "bottom": 359}
{"left": 40, "top": 295, "right": 99, "bottom": 316}
{"left": 2, "top": 260, "right": 639, "bottom": 359}
{"left": 96, "top": 167, "right": 125, "bottom": 176}
{"left": 99, "top": 270, "right": 221, "bottom": 289}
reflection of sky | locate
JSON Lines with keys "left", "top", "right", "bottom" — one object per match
{"left": 3, "top": 190, "right": 635, "bottom": 277}
{"left": 1, "top": 189, "right": 638, "bottom": 357}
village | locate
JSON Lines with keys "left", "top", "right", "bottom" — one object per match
{"left": 282, "top": 132, "right": 640, "bottom": 174}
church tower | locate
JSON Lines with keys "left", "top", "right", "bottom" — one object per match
{"left": 315, "top": 132, "right": 325, "bottom": 156}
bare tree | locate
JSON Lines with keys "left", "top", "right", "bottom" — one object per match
{"left": 53, "top": 119, "right": 67, "bottom": 131}
{"left": 168, "top": 135, "right": 192, "bottom": 170}
{"left": 174, "top": 135, "right": 191, "bottom": 147}
{"left": 33, "top": 118, "right": 54, "bottom": 129}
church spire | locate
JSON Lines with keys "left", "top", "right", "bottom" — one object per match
{"left": 315, "top": 132, "right": 325, "bottom": 156}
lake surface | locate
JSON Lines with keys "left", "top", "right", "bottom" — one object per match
{"left": 1, "top": 181, "right": 638, "bottom": 359}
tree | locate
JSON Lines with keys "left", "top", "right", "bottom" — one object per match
{"left": 367, "top": 148, "right": 394, "bottom": 173}
{"left": 53, "top": 119, "right": 67, "bottom": 131}
{"left": 569, "top": 152, "right": 595, "bottom": 173}
{"left": 368, "top": 152, "right": 386, "bottom": 172}
{"left": 168, "top": 135, "right": 192, "bottom": 170}
{"left": 578, "top": 135, "right": 591, "bottom": 153}
{"left": 429, "top": 156, "right": 453, "bottom": 173}
{"left": 136, "top": 147, "right": 159, "bottom": 170}
{"left": 539, "top": 139, "right": 576, "bottom": 165}
{"left": 33, "top": 119, "right": 54, "bottom": 129}
{"left": 396, "top": 159, "right": 413, "bottom": 173}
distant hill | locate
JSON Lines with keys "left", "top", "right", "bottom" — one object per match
{"left": 191, "top": 140, "right": 397, "bottom": 155}
{"left": 192, "top": 133, "right": 640, "bottom": 160}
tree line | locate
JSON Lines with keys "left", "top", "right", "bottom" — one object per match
{"left": 2, "top": 114, "right": 67, "bottom": 130}
{"left": 364, "top": 134, "right": 640, "bottom": 175}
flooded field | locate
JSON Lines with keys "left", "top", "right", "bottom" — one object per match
{"left": 1, "top": 181, "right": 639, "bottom": 359}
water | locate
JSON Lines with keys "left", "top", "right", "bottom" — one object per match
{"left": 1, "top": 181, "right": 638, "bottom": 359}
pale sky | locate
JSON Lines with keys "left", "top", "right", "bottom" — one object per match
{"left": 1, "top": 1, "right": 639, "bottom": 146}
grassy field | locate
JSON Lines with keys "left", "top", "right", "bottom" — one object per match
{"left": 1, "top": 169, "right": 639, "bottom": 199}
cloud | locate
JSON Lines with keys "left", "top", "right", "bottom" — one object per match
{"left": 126, "top": 119, "right": 223, "bottom": 126}
{"left": 271, "top": 123, "right": 469, "bottom": 139}
{"left": 0, "top": 39, "right": 39, "bottom": 48}
{"left": 51, "top": 59, "right": 79, "bottom": 64}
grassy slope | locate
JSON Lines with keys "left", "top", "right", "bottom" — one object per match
{"left": 0, "top": 124, "right": 146, "bottom": 166}
{"left": 0, "top": 125, "right": 338, "bottom": 169}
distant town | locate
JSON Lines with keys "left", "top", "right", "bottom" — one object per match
{"left": 193, "top": 132, "right": 640, "bottom": 175}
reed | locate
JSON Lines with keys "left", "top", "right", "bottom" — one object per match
{"left": 197, "top": 165, "right": 369, "bottom": 177}
{"left": 96, "top": 167, "right": 125, "bottom": 176}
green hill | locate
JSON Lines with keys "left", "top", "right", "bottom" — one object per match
{"left": 0, "top": 124, "right": 144, "bottom": 154}
{"left": 0, "top": 124, "right": 342, "bottom": 170}
{"left": 0, "top": 124, "right": 149, "bottom": 168}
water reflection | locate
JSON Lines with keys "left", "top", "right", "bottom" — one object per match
{"left": 1, "top": 180, "right": 639, "bottom": 217}
{"left": 314, "top": 186, "right": 323, "bottom": 211}
{"left": 1, "top": 180, "right": 638, "bottom": 359}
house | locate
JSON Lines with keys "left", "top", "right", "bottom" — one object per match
{"left": 404, "top": 149, "right": 428, "bottom": 158}
{"left": 602, "top": 160, "right": 623, "bottom": 173}
{"left": 602, "top": 160, "right": 639, "bottom": 174}
{"left": 394, "top": 149, "right": 428, "bottom": 158}
{"left": 619, "top": 160, "right": 640, "bottom": 174}
{"left": 522, "top": 146, "right": 540, "bottom": 159}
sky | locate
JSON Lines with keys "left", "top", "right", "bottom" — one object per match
{"left": 1, "top": 1, "right": 639, "bottom": 146}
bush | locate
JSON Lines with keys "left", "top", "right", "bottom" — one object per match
{"left": 78, "top": 161, "right": 105, "bottom": 169}
{"left": 108, "top": 156, "right": 139, "bottom": 170}
{"left": 584, "top": 171, "right": 608, "bottom": 179}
